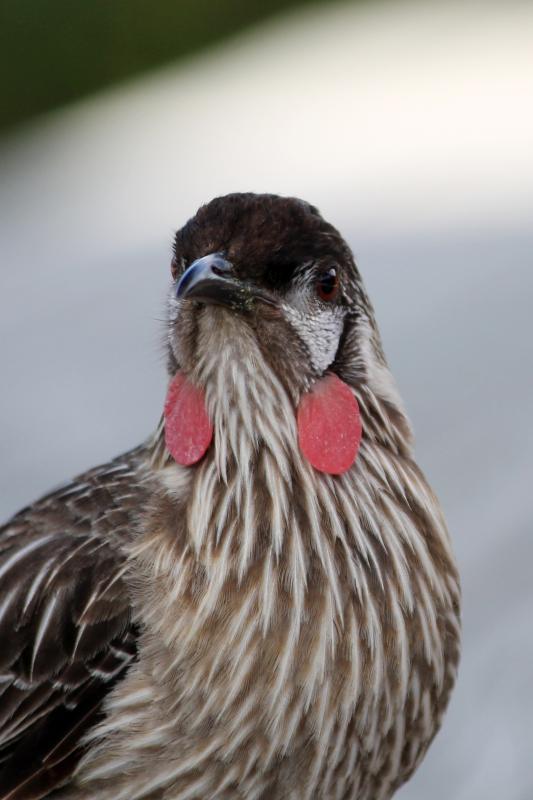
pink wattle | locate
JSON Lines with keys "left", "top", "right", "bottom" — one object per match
{"left": 297, "top": 374, "right": 362, "bottom": 475}
{"left": 164, "top": 373, "right": 213, "bottom": 466}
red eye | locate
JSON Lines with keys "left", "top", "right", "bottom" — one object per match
{"left": 316, "top": 268, "right": 339, "bottom": 301}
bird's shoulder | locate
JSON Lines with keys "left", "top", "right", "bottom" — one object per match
{"left": 0, "top": 446, "right": 149, "bottom": 799}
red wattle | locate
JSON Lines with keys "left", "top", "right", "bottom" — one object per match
{"left": 297, "top": 374, "right": 362, "bottom": 475}
{"left": 164, "top": 373, "right": 213, "bottom": 466}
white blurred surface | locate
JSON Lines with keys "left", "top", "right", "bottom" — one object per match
{"left": 1, "top": 0, "right": 532, "bottom": 797}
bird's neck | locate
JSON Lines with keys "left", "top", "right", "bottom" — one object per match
{"left": 147, "top": 329, "right": 414, "bottom": 579}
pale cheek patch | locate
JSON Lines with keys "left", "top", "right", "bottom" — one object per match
{"left": 283, "top": 305, "right": 345, "bottom": 374}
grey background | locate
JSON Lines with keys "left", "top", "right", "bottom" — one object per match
{"left": 1, "top": 1, "right": 532, "bottom": 797}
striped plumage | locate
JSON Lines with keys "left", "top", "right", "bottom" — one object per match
{"left": 0, "top": 194, "right": 460, "bottom": 799}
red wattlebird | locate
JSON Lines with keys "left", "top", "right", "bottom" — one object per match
{"left": 0, "top": 194, "right": 460, "bottom": 800}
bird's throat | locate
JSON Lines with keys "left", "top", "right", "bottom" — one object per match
{"left": 164, "top": 371, "right": 362, "bottom": 475}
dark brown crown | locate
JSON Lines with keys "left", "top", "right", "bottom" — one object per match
{"left": 173, "top": 193, "right": 357, "bottom": 290}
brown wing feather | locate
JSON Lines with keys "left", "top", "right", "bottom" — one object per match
{"left": 0, "top": 448, "right": 148, "bottom": 799}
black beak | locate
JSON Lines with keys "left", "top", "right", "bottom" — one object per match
{"left": 176, "top": 253, "right": 277, "bottom": 311}
{"left": 176, "top": 253, "right": 251, "bottom": 310}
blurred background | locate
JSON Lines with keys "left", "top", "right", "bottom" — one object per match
{"left": 1, "top": 0, "right": 532, "bottom": 797}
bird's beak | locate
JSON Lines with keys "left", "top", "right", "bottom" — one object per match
{"left": 176, "top": 253, "right": 276, "bottom": 311}
{"left": 177, "top": 253, "right": 251, "bottom": 310}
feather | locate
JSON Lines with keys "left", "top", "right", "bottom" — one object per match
{"left": 0, "top": 451, "right": 145, "bottom": 798}
{"left": 0, "top": 194, "right": 461, "bottom": 800}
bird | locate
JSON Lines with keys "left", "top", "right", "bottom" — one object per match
{"left": 0, "top": 193, "right": 461, "bottom": 800}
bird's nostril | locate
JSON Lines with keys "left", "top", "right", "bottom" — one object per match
{"left": 209, "top": 254, "right": 232, "bottom": 276}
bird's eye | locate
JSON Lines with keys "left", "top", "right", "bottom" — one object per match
{"left": 316, "top": 268, "right": 339, "bottom": 302}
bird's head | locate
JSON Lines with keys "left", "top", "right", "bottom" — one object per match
{"left": 163, "top": 193, "right": 411, "bottom": 471}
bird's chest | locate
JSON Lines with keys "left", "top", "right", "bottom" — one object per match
{"left": 135, "top": 562, "right": 374, "bottom": 799}
{"left": 140, "top": 540, "right": 351, "bottom": 742}
{"left": 112, "top": 457, "right": 460, "bottom": 800}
